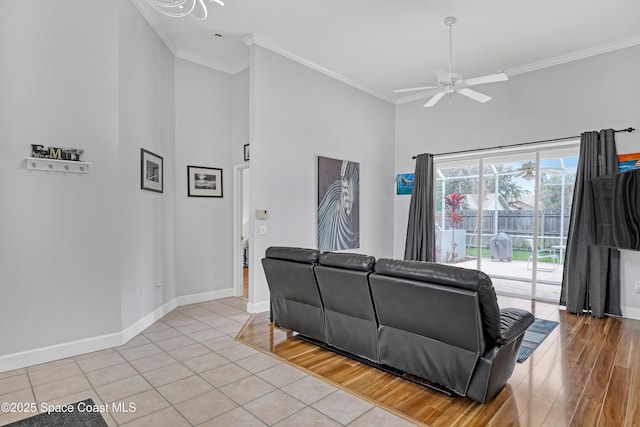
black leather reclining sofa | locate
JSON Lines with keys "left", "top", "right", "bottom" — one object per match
{"left": 261, "top": 246, "right": 535, "bottom": 403}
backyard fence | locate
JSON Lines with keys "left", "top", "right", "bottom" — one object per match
{"left": 444, "top": 210, "right": 571, "bottom": 250}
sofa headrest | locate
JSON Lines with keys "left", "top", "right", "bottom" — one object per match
{"left": 265, "top": 247, "right": 320, "bottom": 264}
{"left": 374, "top": 259, "right": 487, "bottom": 289}
{"left": 374, "top": 258, "right": 501, "bottom": 341}
{"left": 319, "top": 252, "right": 376, "bottom": 272}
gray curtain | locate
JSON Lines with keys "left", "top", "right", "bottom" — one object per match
{"left": 404, "top": 154, "right": 435, "bottom": 261}
{"left": 561, "top": 129, "right": 621, "bottom": 317}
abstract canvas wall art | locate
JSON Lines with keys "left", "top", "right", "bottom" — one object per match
{"left": 317, "top": 156, "right": 360, "bottom": 251}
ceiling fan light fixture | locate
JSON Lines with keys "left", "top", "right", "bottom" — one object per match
{"left": 145, "top": 0, "right": 223, "bottom": 20}
{"left": 522, "top": 170, "right": 535, "bottom": 181}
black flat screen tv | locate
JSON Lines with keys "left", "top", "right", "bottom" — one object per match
{"left": 590, "top": 168, "right": 640, "bottom": 251}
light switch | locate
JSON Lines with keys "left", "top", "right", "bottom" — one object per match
{"left": 259, "top": 225, "right": 268, "bottom": 235}
{"left": 256, "top": 210, "right": 268, "bottom": 220}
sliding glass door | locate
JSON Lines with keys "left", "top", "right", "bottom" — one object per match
{"left": 433, "top": 143, "right": 579, "bottom": 301}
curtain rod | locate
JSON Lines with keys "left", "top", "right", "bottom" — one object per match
{"left": 411, "top": 127, "right": 636, "bottom": 159}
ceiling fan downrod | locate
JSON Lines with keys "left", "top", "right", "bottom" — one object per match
{"left": 444, "top": 16, "right": 456, "bottom": 77}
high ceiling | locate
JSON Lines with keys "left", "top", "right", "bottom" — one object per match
{"left": 131, "top": 0, "right": 640, "bottom": 103}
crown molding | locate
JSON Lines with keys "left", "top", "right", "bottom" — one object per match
{"left": 175, "top": 50, "right": 248, "bottom": 75}
{"left": 131, "top": 2, "right": 640, "bottom": 106}
{"left": 242, "top": 34, "right": 255, "bottom": 47}
{"left": 504, "top": 35, "right": 640, "bottom": 77}
{"left": 228, "top": 58, "right": 250, "bottom": 74}
{"left": 395, "top": 91, "right": 441, "bottom": 106}
{"left": 247, "top": 33, "right": 394, "bottom": 104}
{"left": 129, "top": 0, "right": 179, "bottom": 55}
{"left": 395, "top": 35, "right": 640, "bottom": 106}
{"left": 132, "top": 0, "right": 248, "bottom": 75}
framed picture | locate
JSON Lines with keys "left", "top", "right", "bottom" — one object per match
{"left": 188, "top": 166, "right": 223, "bottom": 198}
{"left": 618, "top": 152, "right": 640, "bottom": 172}
{"left": 317, "top": 156, "right": 359, "bottom": 251}
{"left": 141, "top": 149, "right": 163, "bottom": 193}
{"left": 244, "top": 144, "right": 250, "bottom": 161}
{"left": 396, "top": 173, "right": 414, "bottom": 195}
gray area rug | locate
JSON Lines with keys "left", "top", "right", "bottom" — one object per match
{"left": 4, "top": 399, "right": 108, "bottom": 427}
{"left": 517, "top": 318, "right": 559, "bottom": 363}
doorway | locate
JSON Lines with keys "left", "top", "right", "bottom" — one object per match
{"left": 234, "top": 165, "right": 250, "bottom": 299}
{"left": 433, "top": 143, "right": 579, "bottom": 301}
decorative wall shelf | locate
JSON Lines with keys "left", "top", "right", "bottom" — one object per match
{"left": 26, "top": 157, "right": 90, "bottom": 174}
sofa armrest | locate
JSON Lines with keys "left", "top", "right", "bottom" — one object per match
{"left": 494, "top": 308, "right": 535, "bottom": 345}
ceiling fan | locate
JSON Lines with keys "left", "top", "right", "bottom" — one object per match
{"left": 499, "top": 161, "right": 566, "bottom": 181}
{"left": 394, "top": 17, "right": 508, "bottom": 107}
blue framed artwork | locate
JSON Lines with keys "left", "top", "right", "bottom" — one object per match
{"left": 619, "top": 153, "right": 640, "bottom": 172}
{"left": 396, "top": 173, "right": 414, "bottom": 195}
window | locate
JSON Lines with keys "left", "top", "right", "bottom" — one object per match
{"left": 434, "top": 142, "right": 579, "bottom": 301}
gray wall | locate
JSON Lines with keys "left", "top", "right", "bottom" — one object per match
{"left": 174, "top": 59, "right": 234, "bottom": 297}
{"left": 119, "top": 0, "right": 177, "bottom": 329}
{"left": 0, "top": 0, "right": 122, "bottom": 354}
{"left": 248, "top": 46, "right": 396, "bottom": 309}
{"left": 394, "top": 45, "right": 640, "bottom": 316}
{"left": 0, "top": 0, "right": 177, "bottom": 358}
{"left": 233, "top": 69, "right": 250, "bottom": 165}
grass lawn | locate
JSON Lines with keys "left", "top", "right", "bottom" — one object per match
{"left": 466, "top": 247, "right": 558, "bottom": 263}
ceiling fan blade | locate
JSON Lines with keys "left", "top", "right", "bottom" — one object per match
{"left": 394, "top": 85, "right": 440, "bottom": 94}
{"left": 424, "top": 91, "right": 447, "bottom": 107}
{"left": 464, "top": 72, "right": 508, "bottom": 87}
{"left": 458, "top": 88, "right": 491, "bottom": 103}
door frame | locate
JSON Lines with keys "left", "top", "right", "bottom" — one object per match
{"left": 233, "top": 163, "right": 250, "bottom": 299}
{"left": 433, "top": 142, "right": 579, "bottom": 301}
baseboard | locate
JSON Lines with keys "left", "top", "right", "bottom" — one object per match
{"left": 621, "top": 306, "right": 640, "bottom": 320}
{"left": 121, "top": 299, "right": 177, "bottom": 344}
{"left": 562, "top": 304, "right": 640, "bottom": 320}
{"left": 175, "top": 288, "right": 234, "bottom": 306}
{"left": 0, "top": 288, "right": 237, "bottom": 373}
{"left": 247, "top": 300, "right": 270, "bottom": 314}
{"left": 0, "top": 331, "right": 123, "bottom": 373}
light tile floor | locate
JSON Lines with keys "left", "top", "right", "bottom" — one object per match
{"left": 0, "top": 297, "right": 415, "bottom": 426}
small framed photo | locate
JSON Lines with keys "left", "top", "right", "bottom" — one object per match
{"left": 396, "top": 173, "right": 414, "bottom": 195}
{"left": 141, "top": 149, "right": 163, "bottom": 193}
{"left": 188, "top": 166, "right": 223, "bottom": 198}
{"left": 243, "top": 144, "right": 250, "bottom": 161}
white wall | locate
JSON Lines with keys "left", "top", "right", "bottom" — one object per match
{"left": 174, "top": 59, "right": 234, "bottom": 297}
{"left": 0, "top": 1, "right": 122, "bottom": 355}
{"left": 248, "top": 46, "right": 396, "bottom": 310}
{"left": 394, "top": 45, "right": 640, "bottom": 316}
{"left": 118, "top": 0, "right": 177, "bottom": 328}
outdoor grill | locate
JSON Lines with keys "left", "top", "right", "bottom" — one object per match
{"left": 490, "top": 232, "right": 513, "bottom": 261}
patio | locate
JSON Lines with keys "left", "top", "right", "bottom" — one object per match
{"left": 452, "top": 258, "right": 563, "bottom": 301}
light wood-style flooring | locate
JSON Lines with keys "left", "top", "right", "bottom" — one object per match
{"left": 237, "top": 297, "right": 640, "bottom": 426}
{"left": 243, "top": 267, "right": 249, "bottom": 299}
